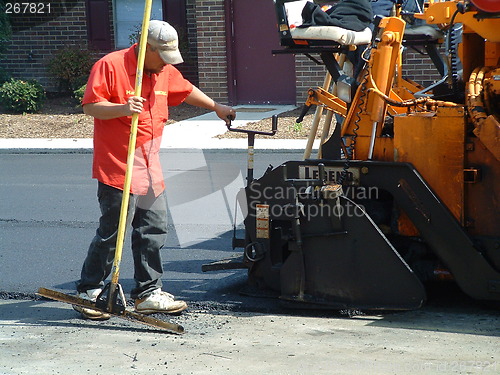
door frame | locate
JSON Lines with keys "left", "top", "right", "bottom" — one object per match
{"left": 224, "top": 0, "right": 237, "bottom": 105}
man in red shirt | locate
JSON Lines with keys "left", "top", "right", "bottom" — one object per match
{"left": 75, "top": 20, "right": 236, "bottom": 320}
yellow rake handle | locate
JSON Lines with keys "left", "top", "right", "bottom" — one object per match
{"left": 110, "top": 0, "right": 153, "bottom": 289}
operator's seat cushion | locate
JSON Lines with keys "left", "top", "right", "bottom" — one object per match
{"left": 290, "top": 25, "right": 372, "bottom": 46}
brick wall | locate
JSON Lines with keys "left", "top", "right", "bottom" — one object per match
{"left": 195, "top": 0, "right": 229, "bottom": 104}
{"left": 402, "top": 49, "right": 443, "bottom": 88}
{"left": 295, "top": 55, "right": 329, "bottom": 104}
{"left": 177, "top": 0, "right": 199, "bottom": 86}
{"left": 2, "top": 1, "right": 94, "bottom": 92}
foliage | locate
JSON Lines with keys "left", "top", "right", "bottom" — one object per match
{"left": 128, "top": 24, "right": 141, "bottom": 46}
{"left": 73, "top": 83, "right": 86, "bottom": 104}
{"left": 0, "top": 78, "right": 46, "bottom": 113}
{"left": 47, "top": 45, "right": 95, "bottom": 92}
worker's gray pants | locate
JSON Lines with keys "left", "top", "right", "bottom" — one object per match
{"left": 77, "top": 182, "right": 167, "bottom": 300}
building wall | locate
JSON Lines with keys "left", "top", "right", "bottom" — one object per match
{"left": 295, "top": 55, "right": 329, "bottom": 104}
{"left": 2, "top": 1, "right": 96, "bottom": 92}
{"left": 402, "top": 49, "right": 443, "bottom": 88}
{"left": 194, "top": 0, "right": 229, "bottom": 104}
{"left": 180, "top": 0, "right": 200, "bottom": 86}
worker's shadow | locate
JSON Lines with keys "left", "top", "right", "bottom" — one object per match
{"left": 0, "top": 299, "right": 159, "bottom": 333}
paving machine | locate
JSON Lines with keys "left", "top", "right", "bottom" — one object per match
{"left": 204, "top": 0, "right": 500, "bottom": 310}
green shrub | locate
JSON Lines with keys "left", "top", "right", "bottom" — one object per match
{"left": 0, "top": 78, "right": 45, "bottom": 113}
{"left": 48, "top": 45, "right": 95, "bottom": 92}
{"left": 73, "top": 83, "right": 86, "bottom": 104}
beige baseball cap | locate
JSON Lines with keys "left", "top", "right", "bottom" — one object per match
{"left": 147, "top": 20, "right": 183, "bottom": 65}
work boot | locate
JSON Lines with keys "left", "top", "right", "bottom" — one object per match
{"left": 72, "top": 288, "right": 111, "bottom": 321}
{"left": 134, "top": 289, "right": 188, "bottom": 315}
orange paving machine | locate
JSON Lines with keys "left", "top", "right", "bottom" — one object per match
{"left": 204, "top": 0, "right": 500, "bottom": 310}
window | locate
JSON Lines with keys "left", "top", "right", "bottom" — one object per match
{"left": 113, "top": 0, "right": 164, "bottom": 49}
{"left": 86, "top": 0, "right": 113, "bottom": 50}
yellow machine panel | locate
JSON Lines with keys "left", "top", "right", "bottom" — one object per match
{"left": 394, "top": 107, "right": 466, "bottom": 224}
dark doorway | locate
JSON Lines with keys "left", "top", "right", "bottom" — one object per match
{"left": 228, "top": 0, "right": 296, "bottom": 104}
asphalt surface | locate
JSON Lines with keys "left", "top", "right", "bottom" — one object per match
{"left": 0, "top": 149, "right": 301, "bottom": 305}
{"left": 1, "top": 107, "right": 499, "bottom": 374}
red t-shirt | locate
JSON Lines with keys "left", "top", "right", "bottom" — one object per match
{"left": 82, "top": 44, "right": 193, "bottom": 196}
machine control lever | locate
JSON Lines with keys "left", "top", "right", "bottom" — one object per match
{"left": 225, "top": 115, "right": 278, "bottom": 184}
{"left": 226, "top": 114, "right": 278, "bottom": 136}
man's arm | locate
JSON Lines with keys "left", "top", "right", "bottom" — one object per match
{"left": 184, "top": 86, "right": 236, "bottom": 124}
{"left": 83, "top": 96, "right": 146, "bottom": 120}
{"left": 84, "top": 86, "right": 235, "bottom": 123}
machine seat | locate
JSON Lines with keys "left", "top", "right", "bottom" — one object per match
{"left": 290, "top": 25, "right": 372, "bottom": 46}
{"left": 403, "top": 25, "right": 444, "bottom": 44}
{"left": 276, "top": 0, "right": 372, "bottom": 48}
{"left": 403, "top": 24, "right": 446, "bottom": 79}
